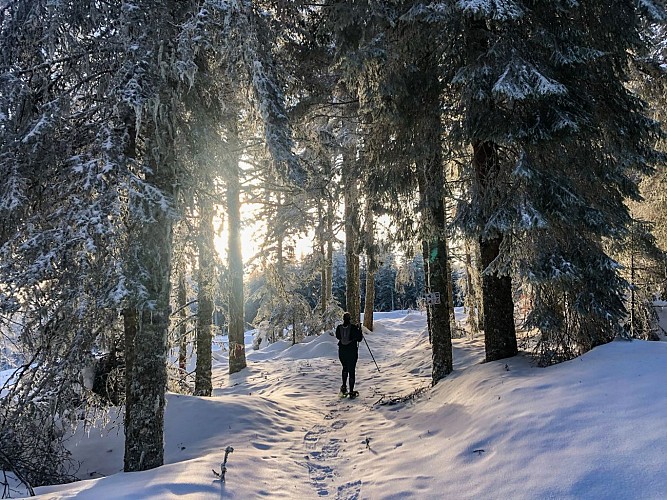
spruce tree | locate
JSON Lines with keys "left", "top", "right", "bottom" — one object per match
{"left": 122, "top": 0, "right": 198, "bottom": 473}
{"left": 195, "top": 188, "right": 215, "bottom": 395}
{"left": 0, "top": 0, "right": 186, "bottom": 480}
{"left": 225, "top": 117, "right": 248, "bottom": 374}
{"left": 432, "top": 0, "right": 666, "bottom": 362}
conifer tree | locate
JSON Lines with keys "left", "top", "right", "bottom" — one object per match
{"left": 176, "top": 267, "right": 189, "bottom": 381}
{"left": 225, "top": 117, "right": 248, "bottom": 374}
{"left": 363, "top": 201, "right": 378, "bottom": 331}
{"left": 121, "top": 0, "right": 199, "bottom": 472}
{"left": 178, "top": 0, "right": 304, "bottom": 371}
{"left": 343, "top": 146, "right": 363, "bottom": 324}
{"left": 632, "top": 22, "right": 667, "bottom": 299}
{"left": 305, "top": 0, "right": 456, "bottom": 379}
{"left": 431, "top": 0, "right": 666, "bottom": 362}
{"left": 195, "top": 188, "right": 215, "bottom": 395}
{"left": 0, "top": 0, "right": 189, "bottom": 479}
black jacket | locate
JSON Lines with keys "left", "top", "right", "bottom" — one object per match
{"left": 335, "top": 323, "right": 363, "bottom": 350}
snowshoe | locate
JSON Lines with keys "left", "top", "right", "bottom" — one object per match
{"left": 348, "top": 390, "right": 359, "bottom": 399}
{"left": 339, "top": 385, "right": 348, "bottom": 398}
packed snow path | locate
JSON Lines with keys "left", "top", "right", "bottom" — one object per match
{"left": 285, "top": 314, "right": 447, "bottom": 498}
{"left": 32, "top": 309, "right": 667, "bottom": 499}
{"left": 211, "top": 311, "right": 467, "bottom": 499}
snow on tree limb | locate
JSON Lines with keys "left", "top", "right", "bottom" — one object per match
{"left": 456, "top": 0, "right": 524, "bottom": 20}
{"left": 492, "top": 59, "right": 567, "bottom": 100}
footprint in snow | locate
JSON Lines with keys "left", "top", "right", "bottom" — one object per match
{"left": 304, "top": 425, "right": 328, "bottom": 446}
{"left": 302, "top": 461, "right": 335, "bottom": 497}
{"left": 331, "top": 420, "right": 347, "bottom": 430}
{"left": 336, "top": 480, "right": 362, "bottom": 500}
{"left": 320, "top": 439, "right": 341, "bottom": 459}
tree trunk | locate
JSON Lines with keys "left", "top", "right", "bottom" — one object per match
{"left": 318, "top": 199, "right": 327, "bottom": 315}
{"left": 446, "top": 256, "right": 456, "bottom": 330}
{"left": 195, "top": 193, "right": 214, "bottom": 396}
{"left": 122, "top": 53, "right": 178, "bottom": 468}
{"left": 427, "top": 232, "right": 453, "bottom": 383}
{"left": 122, "top": 307, "right": 137, "bottom": 459}
{"left": 416, "top": 53, "right": 453, "bottom": 384}
{"left": 124, "top": 162, "right": 175, "bottom": 471}
{"left": 292, "top": 309, "right": 297, "bottom": 345}
{"left": 177, "top": 270, "right": 187, "bottom": 379}
{"left": 473, "top": 141, "right": 517, "bottom": 361}
{"left": 275, "top": 190, "right": 285, "bottom": 278}
{"left": 422, "top": 240, "right": 432, "bottom": 342}
{"left": 463, "top": 240, "right": 482, "bottom": 334}
{"left": 418, "top": 192, "right": 453, "bottom": 383}
{"left": 345, "top": 240, "right": 361, "bottom": 323}
{"left": 227, "top": 121, "right": 247, "bottom": 374}
{"left": 276, "top": 232, "right": 284, "bottom": 278}
{"left": 443, "top": 214, "right": 456, "bottom": 332}
{"left": 343, "top": 152, "right": 361, "bottom": 324}
{"left": 325, "top": 195, "right": 334, "bottom": 308}
{"left": 473, "top": 241, "right": 485, "bottom": 330}
{"left": 363, "top": 259, "right": 376, "bottom": 331}
{"left": 363, "top": 203, "right": 376, "bottom": 331}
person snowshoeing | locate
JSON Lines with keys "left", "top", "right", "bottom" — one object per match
{"left": 335, "top": 312, "right": 363, "bottom": 398}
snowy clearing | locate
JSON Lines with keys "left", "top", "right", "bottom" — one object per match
{"left": 28, "top": 310, "right": 667, "bottom": 499}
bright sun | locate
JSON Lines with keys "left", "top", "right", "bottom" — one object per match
{"left": 213, "top": 207, "right": 314, "bottom": 264}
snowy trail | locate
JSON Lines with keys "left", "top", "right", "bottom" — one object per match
{"left": 286, "top": 320, "right": 429, "bottom": 498}
{"left": 298, "top": 326, "right": 425, "bottom": 497}
{"left": 222, "top": 311, "right": 479, "bottom": 499}
{"left": 197, "top": 311, "right": 443, "bottom": 499}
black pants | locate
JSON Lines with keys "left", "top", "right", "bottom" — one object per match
{"left": 339, "top": 347, "right": 358, "bottom": 391}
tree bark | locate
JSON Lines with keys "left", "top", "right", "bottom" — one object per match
{"left": 177, "top": 270, "right": 187, "bottom": 379}
{"left": 363, "top": 259, "right": 376, "bottom": 331}
{"left": 463, "top": 239, "right": 482, "bottom": 334}
{"left": 363, "top": 203, "right": 376, "bottom": 331}
{"left": 122, "top": 112, "right": 138, "bottom": 463}
{"left": 422, "top": 240, "right": 432, "bottom": 342}
{"left": 473, "top": 141, "right": 517, "bottom": 361}
{"left": 343, "top": 151, "right": 361, "bottom": 324}
{"left": 345, "top": 238, "right": 361, "bottom": 323}
{"left": 124, "top": 157, "right": 175, "bottom": 471}
{"left": 325, "top": 195, "right": 334, "bottom": 308}
{"left": 427, "top": 232, "right": 453, "bottom": 383}
{"left": 415, "top": 52, "right": 453, "bottom": 384}
{"left": 122, "top": 307, "right": 137, "bottom": 462}
{"left": 443, "top": 214, "right": 456, "bottom": 331}
{"left": 275, "top": 190, "right": 285, "bottom": 278}
{"left": 473, "top": 241, "right": 485, "bottom": 330}
{"left": 227, "top": 121, "right": 247, "bottom": 374}
{"left": 318, "top": 199, "right": 327, "bottom": 315}
{"left": 122, "top": 33, "right": 179, "bottom": 466}
{"left": 195, "top": 193, "right": 214, "bottom": 396}
{"left": 418, "top": 187, "right": 453, "bottom": 383}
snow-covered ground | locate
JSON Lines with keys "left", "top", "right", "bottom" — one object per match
{"left": 19, "top": 309, "right": 667, "bottom": 499}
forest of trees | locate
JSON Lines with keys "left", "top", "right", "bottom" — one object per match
{"left": 244, "top": 249, "right": 463, "bottom": 330}
{"left": 1, "top": 0, "right": 666, "bottom": 494}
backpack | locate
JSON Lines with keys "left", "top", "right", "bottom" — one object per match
{"left": 339, "top": 325, "right": 354, "bottom": 346}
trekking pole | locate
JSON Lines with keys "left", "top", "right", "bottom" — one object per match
{"left": 363, "top": 336, "right": 381, "bottom": 373}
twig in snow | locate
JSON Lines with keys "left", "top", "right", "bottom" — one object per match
{"left": 373, "top": 386, "right": 428, "bottom": 407}
{"left": 212, "top": 446, "right": 234, "bottom": 482}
